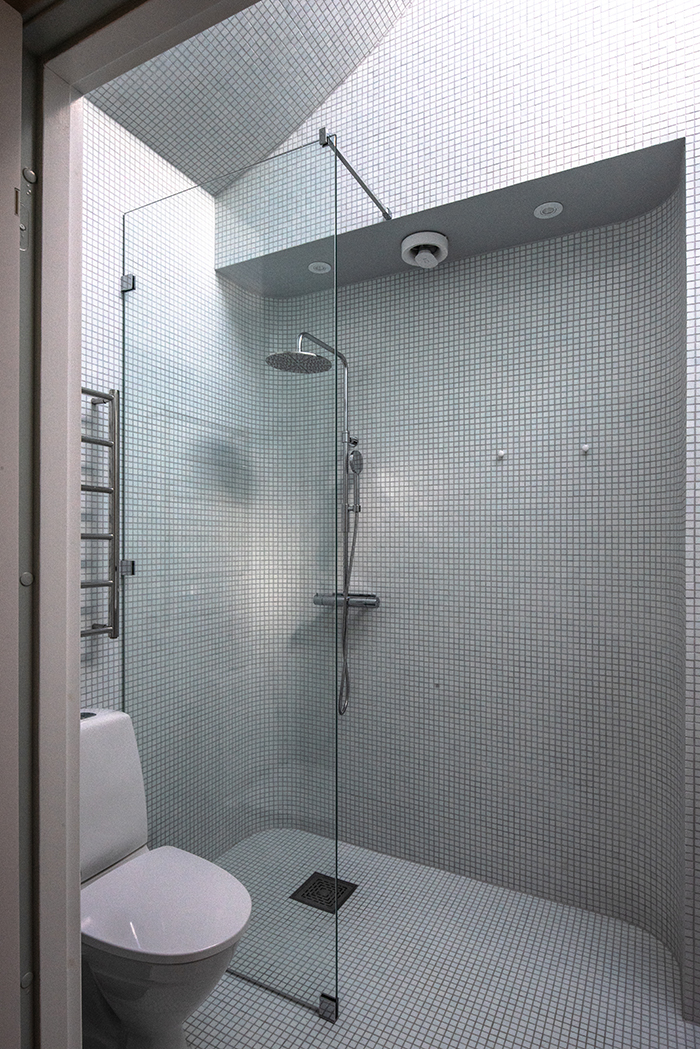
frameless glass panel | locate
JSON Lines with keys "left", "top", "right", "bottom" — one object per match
{"left": 122, "top": 140, "right": 339, "bottom": 1011}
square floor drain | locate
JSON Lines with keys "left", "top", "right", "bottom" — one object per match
{"left": 290, "top": 872, "right": 358, "bottom": 913}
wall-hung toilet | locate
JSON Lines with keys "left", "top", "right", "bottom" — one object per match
{"left": 80, "top": 709, "right": 251, "bottom": 1049}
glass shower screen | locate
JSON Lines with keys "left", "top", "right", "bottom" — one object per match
{"left": 122, "top": 141, "right": 340, "bottom": 1014}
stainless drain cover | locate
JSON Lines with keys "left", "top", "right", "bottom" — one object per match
{"left": 290, "top": 872, "right": 358, "bottom": 913}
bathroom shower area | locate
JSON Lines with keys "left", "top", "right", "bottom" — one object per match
{"left": 79, "top": 1, "right": 700, "bottom": 1047}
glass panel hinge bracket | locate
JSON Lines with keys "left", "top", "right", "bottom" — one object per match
{"left": 319, "top": 994, "right": 338, "bottom": 1023}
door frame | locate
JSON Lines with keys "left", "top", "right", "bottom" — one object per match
{"left": 35, "top": 3, "right": 258, "bottom": 1046}
{"left": 0, "top": 3, "right": 24, "bottom": 1046}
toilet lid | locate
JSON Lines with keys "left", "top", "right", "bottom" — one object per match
{"left": 81, "top": 846, "right": 252, "bottom": 964}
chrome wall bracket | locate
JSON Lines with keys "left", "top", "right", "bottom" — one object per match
{"left": 314, "top": 592, "right": 380, "bottom": 609}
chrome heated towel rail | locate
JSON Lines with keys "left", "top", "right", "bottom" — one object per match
{"left": 80, "top": 387, "right": 119, "bottom": 638}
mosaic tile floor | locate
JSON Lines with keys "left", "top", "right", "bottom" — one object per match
{"left": 214, "top": 827, "right": 338, "bottom": 1005}
{"left": 184, "top": 829, "right": 700, "bottom": 1049}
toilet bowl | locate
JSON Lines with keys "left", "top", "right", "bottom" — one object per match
{"left": 80, "top": 710, "right": 251, "bottom": 1049}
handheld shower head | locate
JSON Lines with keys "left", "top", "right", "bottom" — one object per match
{"left": 349, "top": 449, "right": 364, "bottom": 474}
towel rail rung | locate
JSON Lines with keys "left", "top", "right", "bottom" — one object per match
{"left": 82, "top": 387, "right": 115, "bottom": 403}
{"left": 81, "top": 435, "right": 114, "bottom": 448}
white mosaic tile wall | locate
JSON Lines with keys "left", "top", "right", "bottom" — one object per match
{"left": 81, "top": 105, "right": 195, "bottom": 709}
{"left": 82, "top": 0, "right": 700, "bottom": 1021}
{"left": 121, "top": 185, "right": 258, "bottom": 861}
{"left": 120, "top": 161, "right": 339, "bottom": 860}
{"left": 83, "top": 116, "right": 340, "bottom": 868}
{"left": 215, "top": 144, "right": 338, "bottom": 270}
{"left": 271, "top": 0, "right": 700, "bottom": 1015}
{"left": 86, "top": 0, "right": 414, "bottom": 190}
{"left": 335, "top": 192, "right": 686, "bottom": 958}
{"left": 251, "top": 190, "right": 685, "bottom": 964}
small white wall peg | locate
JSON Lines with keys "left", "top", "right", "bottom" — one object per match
{"left": 497, "top": 449, "right": 506, "bottom": 460}
{"left": 581, "top": 444, "right": 590, "bottom": 454}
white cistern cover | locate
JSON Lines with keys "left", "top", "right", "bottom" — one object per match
{"left": 81, "top": 846, "right": 252, "bottom": 965}
{"left": 80, "top": 709, "right": 148, "bottom": 881}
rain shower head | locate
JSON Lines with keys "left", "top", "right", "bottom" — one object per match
{"left": 265, "top": 350, "right": 332, "bottom": 374}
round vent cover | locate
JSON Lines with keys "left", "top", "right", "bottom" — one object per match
{"left": 401, "top": 231, "right": 449, "bottom": 269}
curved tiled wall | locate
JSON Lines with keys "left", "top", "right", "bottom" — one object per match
{"left": 82, "top": 0, "right": 700, "bottom": 1016}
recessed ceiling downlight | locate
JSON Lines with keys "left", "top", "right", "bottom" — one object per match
{"left": 308, "top": 261, "right": 332, "bottom": 274}
{"left": 534, "top": 201, "right": 563, "bottom": 219}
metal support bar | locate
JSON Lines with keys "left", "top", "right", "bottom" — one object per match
{"left": 80, "top": 387, "right": 120, "bottom": 639}
{"left": 319, "top": 127, "right": 392, "bottom": 221}
{"left": 80, "top": 625, "right": 112, "bottom": 638}
{"left": 80, "top": 434, "right": 113, "bottom": 448}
